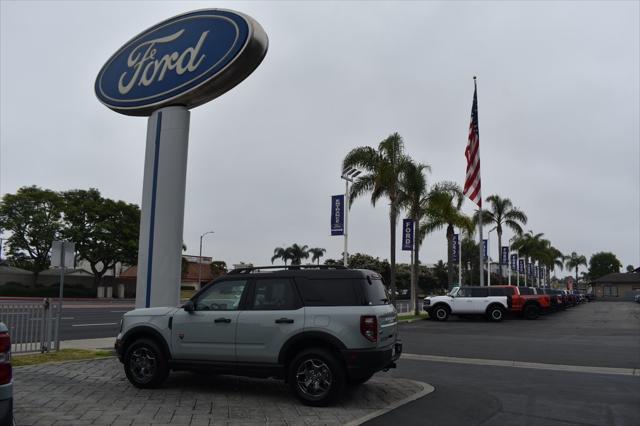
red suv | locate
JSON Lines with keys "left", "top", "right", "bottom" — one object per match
{"left": 0, "top": 323, "right": 13, "bottom": 426}
{"left": 491, "top": 286, "right": 551, "bottom": 320}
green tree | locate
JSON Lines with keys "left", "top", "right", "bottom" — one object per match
{"left": 432, "top": 260, "right": 449, "bottom": 290}
{"left": 398, "top": 159, "right": 431, "bottom": 314}
{"left": 271, "top": 246, "right": 293, "bottom": 265}
{"left": 473, "top": 195, "right": 527, "bottom": 282}
{"left": 343, "top": 132, "right": 412, "bottom": 301}
{"left": 61, "top": 189, "right": 140, "bottom": 286}
{"left": 210, "top": 261, "right": 227, "bottom": 277}
{"left": 564, "top": 251, "right": 588, "bottom": 283}
{"left": 511, "top": 231, "right": 546, "bottom": 286}
{"left": 308, "top": 247, "right": 326, "bottom": 265}
{"left": 421, "top": 182, "right": 473, "bottom": 288}
{"left": 588, "top": 252, "right": 621, "bottom": 280}
{"left": 0, "top": 186, "right": 64, "bottom": 277}
{"left": 537, "top": 243, "right": 564, "bottom": 286}
{"left": 288, "top": 244, "right": 310, "bottom": 265}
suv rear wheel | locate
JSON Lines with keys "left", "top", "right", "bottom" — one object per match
{"left": 124, "top": 338, "right": 169, "bottom": 388}
{"left": 288, "top": 348, "right": 345, "bottom": 406}
{"left": 486, "top": 305, "right": 505, "bottom": 322}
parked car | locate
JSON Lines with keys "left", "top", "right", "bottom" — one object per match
{"left": 115, "top": 265, "right": 402, "bottom": 406}
{"left": 534, "top": 288, "right": 564, "bottom": 312}
{"left": 0, "top": 322, "right": 13, "bottom": 426}
{"left": 423, "top": 286, "right": 509, "bottom": 322}
{"left": 490, "top": 286, "right": 551, "bottom": 319}
{"left": 634, "top": 293, "right": 640, "bottom": 303}
{"left": 585, "top": 292, "right": 596, "bottom": 302}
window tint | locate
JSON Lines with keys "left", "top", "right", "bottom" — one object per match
{"left": 298, "top": 279, "right": 361, "bottom": 306}
{"left": 195, "top": 280, "right": 247, "bottom": 311}
{"left": 518, "top": 287, "right": 534, "bottom": 295}
{"left": 470, "top": 287, "right": 488, "bottom": 297}
{"left": 250, "top": 278, "right": 297, "bottom": 310}
{"left": 489, "top": 287, "right": 505, "bottom": 296}
{"left": 363, "top": 277, "right": 390, "bottom": 306}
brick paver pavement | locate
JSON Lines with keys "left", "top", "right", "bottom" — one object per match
{"left": 13, "top": 358, "right": 424, "bottom": 425}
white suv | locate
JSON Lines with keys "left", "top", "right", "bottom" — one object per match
{"left": 423, "top": 286, "right": 509, "bottom": 321}
{"left": 115, "top": 266, "right": 402, "bottom": 406}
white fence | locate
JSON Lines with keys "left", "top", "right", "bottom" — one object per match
{"left": 0, "top": 299, "right": 58, "bottom": 353}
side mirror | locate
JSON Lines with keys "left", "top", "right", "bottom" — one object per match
{"left": 183, "top": 300, "right": 195, "bottom": 313}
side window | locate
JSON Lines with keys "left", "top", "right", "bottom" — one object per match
{"left": 488, "top": 287, "right": 504, "bottom": 296}
{"left": 250, "top": 278, "right": 298, "bottom": 310}
{"left": 195, "top": 280, "right": 247, "bottom": 311}
{"left": 297, "top": 279, "right": 361, "bottom": 306}
{"left": 470, "top": 287, "right": 488, "bottom": 297}
{"left": 518, "top": 287, "right": 534, "bottom": 295}
{"left": 457, "top": 288, "right": 471, "bottom": 297}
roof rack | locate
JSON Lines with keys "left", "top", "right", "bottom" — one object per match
{"left": 228, "top": 265, "right": 348, "bottom": 274}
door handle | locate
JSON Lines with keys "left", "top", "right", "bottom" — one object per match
{"left": 275, "top": 318, "right": 294, "bottom": 324}
{"left": 214, "top": 318, "right": 231, "bottom": 323}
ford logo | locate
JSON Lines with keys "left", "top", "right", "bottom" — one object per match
{"left": 95, "top": 9, "right": 268, "bottom": 116}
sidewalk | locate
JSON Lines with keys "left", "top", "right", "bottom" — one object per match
{"left": 60, "top": 337, "right": 116, "bottom": 351}
{"left": 14, "top": 358, "right": 433, "bottom": 425}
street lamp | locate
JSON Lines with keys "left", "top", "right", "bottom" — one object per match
{"left": 487, "top": 227, "right": 497, "bottom": 286}
{"left": 340, "top": 167, "right": 361, "bottom": 267}
{"left": 198, "top": 231, "right": 215, "bottom": 290}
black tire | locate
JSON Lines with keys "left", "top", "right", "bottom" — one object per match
{"left": 486, "top": 305, "right": 505, "bottom": 322}
{"left": 288, "top": 348, "right": 345, "bottom": 406}
{"left": 348, "top": 372, "right": 374, "bottom": 386}
{"left": 523, "top": 304, "right": 540, "bottom": 320}
{"left": 124, "top": 338, "right": 169, "bottom": 388}
{"left": 433, "top": 305, "right": 450, "bottom": 321}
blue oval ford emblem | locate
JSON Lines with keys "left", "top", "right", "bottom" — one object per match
{"left": 95, "top": 9, "right": 268, "bottom": 116}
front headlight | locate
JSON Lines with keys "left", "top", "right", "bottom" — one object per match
{"left": 423, "top": 299, "right": 430, "bottom": 306}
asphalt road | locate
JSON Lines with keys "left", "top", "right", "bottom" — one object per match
{"left": 366, "top": 301, "right": 640, "bottom": 426}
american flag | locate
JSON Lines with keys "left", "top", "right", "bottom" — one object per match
{"left": 464, "top": 79, "right": 481, "bottom": 207}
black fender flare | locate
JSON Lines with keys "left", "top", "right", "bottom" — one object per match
{"left": 278, "top": 331, "right": 347, "bottom": 365}
{"left": 121, "top": 325, "right": 172, "bottom": 360}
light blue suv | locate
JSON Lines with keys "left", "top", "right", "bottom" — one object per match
{"left": 115, "top": 266, "right": 402, "bottom": 406}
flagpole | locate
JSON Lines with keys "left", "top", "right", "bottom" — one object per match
{"left": 458, "top": 230, "right": 462, "bottom": 285}
{"left": 475, "top": 76, "right": 484, "bottom": 287}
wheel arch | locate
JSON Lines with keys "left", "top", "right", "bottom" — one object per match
{"left": 278, "top": 331, "right": 347, "bottom": 366}
{"left": 121, "top": 325, "right": 172, "bottom": 361}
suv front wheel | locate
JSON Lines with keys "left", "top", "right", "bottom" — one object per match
{"left": 124, "top": 338, "right": 169, "bottom": 388}
{"left": 288, "top": 348, "right": 345, "bottom": 406}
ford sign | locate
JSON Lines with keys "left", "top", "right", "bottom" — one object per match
{"left": 95, "top": 9, "right": 268, "bottom": 116}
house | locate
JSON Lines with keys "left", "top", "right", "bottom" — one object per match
{"left": 118, "top": 255, "right": 226, "bottom": 296}
{"left": 591, "top": 269, "right": 640, "bottom": 301}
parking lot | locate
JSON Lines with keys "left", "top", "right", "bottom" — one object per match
{"left": 12, "top": 301, "right": 640, "bottom": 425}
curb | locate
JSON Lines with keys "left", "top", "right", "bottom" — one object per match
{"left": 345, "top": 380, "right": 435, "bottom": 426}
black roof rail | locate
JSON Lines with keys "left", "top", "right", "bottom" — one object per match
{"left": 228, "top": 264, "right": 348, "bottom": 274}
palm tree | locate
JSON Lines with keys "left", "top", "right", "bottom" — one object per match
{"left": 343, "top": 132, "right": 411, "bottom": 301}
{"left": 271, "top": 246, "right": 292, "bottom": 265}
{"left": 564, "top": 252, "right": 587, "bottom": 284}
{"left": 537, "top": 242, "right": 564, "bottom": 286}
{"left": 511, "top": 231, "right": 546, "bottom": 286}
{"left": 288, "top": 244, "right": 310, "bottom": 265}
{"left": 421, "top": 182, "right": 473, "bottom": 288}
{"left": 308, "top": 247, "right": 326, "bottom": 265}
{"left": 474, "top": 195, "right": 527, "bottom": 282}
{"left": 398, "top": 159, "right": 431, "bottom": 315}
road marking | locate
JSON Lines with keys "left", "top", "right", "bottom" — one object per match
{"left": 71, "top": 322, "right": 118, "bottom": 327}
{"left": 402, "top": 353, "right": 639, "bottom": 377}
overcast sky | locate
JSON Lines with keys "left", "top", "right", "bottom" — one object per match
{"left": 1, "top": 1, "right": 638, "bottom": 274}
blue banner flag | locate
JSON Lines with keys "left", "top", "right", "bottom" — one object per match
{"left": 501, "top": 246, "right": 509, "bottom": 265}
{"left": 402, "top": 219, "right": 414, "bottom": 251}
{"left": 452, "top": 234, "right": 459, "bottom": 262}
{"left": 519, "top": 259, "right": 525, "bottom": 274}
{"left": 330, "top": 195, "right": 344, "bottom": 236}
{"left": 510, "top": 254, "right": 518, "bottom": 271}
{"left": 527, "top": 263, "right": 533, "bottom": 277}
{"left": 482, "top": 239, "right": 488, "bottom": 260}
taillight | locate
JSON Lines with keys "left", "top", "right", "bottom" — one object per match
{"left": 0, "top": 331, "right": 11, "bottom": 385}
{"left": 360, "top": 315, "right": 378, "bottom": 343}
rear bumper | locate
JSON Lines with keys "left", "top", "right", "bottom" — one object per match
{"left": 341, "top": 341, "right": 402, "bottom": 379}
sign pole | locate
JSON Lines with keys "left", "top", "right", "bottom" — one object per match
{"left": 458, "top": 231, "right": 462, "bottom": 286}
{"left": 344, "top": 180, "right": 349, "bottom": 267}
{"left": 135, "top": 106, "right": 190, "bottom": 309}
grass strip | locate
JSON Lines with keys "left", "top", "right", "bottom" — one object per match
{"left": 12, "top": 348, "right": 113, "bottom": 367}
{"left": 398, "top": 313, "right": 429, "bottom": 321}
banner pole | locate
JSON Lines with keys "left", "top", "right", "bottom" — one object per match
{"left": 344, "top": 180, "right": 349, "bottom": 267}
{"left": 458, "top": 231, "right": 462, "bottom": 285}
{"left": 478, "top": 208, "right": 484, "bottom": 286}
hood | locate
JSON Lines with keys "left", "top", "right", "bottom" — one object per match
{"left": 124, "top": 307, "right": 179, "bottom": 317}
